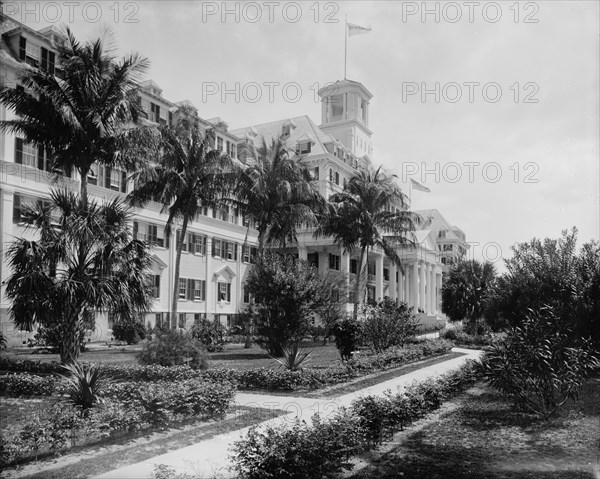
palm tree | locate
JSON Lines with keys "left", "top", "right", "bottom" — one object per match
{"left": 317, "top": 166, "right": 419, "bottom": 318}
{"left": 4, "top": 191, "right": 152, "bottom": 364}
{"left": 128, "top": 106, "right": 235, "bottom": 327}
{"left": 235, "top": 137, "right": 322, "bottom": 251}
{"left": 0, "top": 28, "right": 149, "bottom": 208}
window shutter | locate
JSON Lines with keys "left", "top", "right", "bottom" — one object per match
{"left": 120, "top": 171, "right": 127, "bottom": 193}
{"left": 19, "top": 37, "right": 26, "bottom": 60}
{"left": 234, "top": 243, "right": 238, "bottom": 261}
{"left": 187, "top": 279, "right": 194, "bottom": 300}
{"left": 48, "top": 51, "right": 55, "bottom": 74}
{"left": 15, "top": 138, "right": 23, "bottom": 164}
{"left": 37, "top": 145, "right": 45, "bottom": 171}
{"left": 227, "top": 283, "right": 231, "bottom": 302}
{"left": 13, "top": 194, "right": 21, "bottom": 223}
{"left": 104, "top": 167, "right": 112, "bottom": 188}
{"left": 41, "top": 47, "right": 48, "bottom": 70}
{"left": 133, "top": 221, "right": 138, "bottom": 239}
{"left": 212, "top": 239, "right": 216, "bottom": 256}
{"left": 188, "top": 234, "right": 194, "bottom": 253}
{"left": 165, "top": 228, "right": 170, "bottom": 249}
{"left": 154, "top": 275, "right": 160, "bottom": 298}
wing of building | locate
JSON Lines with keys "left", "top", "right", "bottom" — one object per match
{"left": 0, "top": 15, "right": 467, "bottom": 346}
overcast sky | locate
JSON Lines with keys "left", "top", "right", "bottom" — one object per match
{"left": 11, "top": 0, "right": 599, "bottom": 269}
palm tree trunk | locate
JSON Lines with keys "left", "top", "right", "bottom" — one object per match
{"left": 60, "top": 308, "right": 83, "bottom": 364}
{"left": 258, "top": 230, "right": 265, "bottom": 252}
{"left": 171, "top": 214, "right": 189, "bottom": 329}
{"left": 80, "top": 167, "right": 89, "bottom": 211}
{"left": 353, "top": 245, "right": 368, "bottom": 320}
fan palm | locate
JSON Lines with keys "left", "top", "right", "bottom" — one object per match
{"left": 0, "top": 27, "right": 149, "bottom": 208}
{"left": 317, "top": 166, "right": 419, "bottom": 318}
{"left": 128, "top": 106, "right": 235, "bottom": 326}
{"left": 235, "top": 137, "right": 322, "bottom": 251}
{"left": 4, "top": 190, "right": 153, "bottom": 364}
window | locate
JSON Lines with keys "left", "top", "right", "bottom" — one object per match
{"left": 13, "top": 193, "right": 52, "bottom": 224}
{"left": 343, "top": 177, "right": 347, "bottom": 188}
{"left": 350, "top": 259, "right": 358, "bottom": 274}
{"left": 212, "top": 239, "right": 222, "bottom": 257}
{"left": 178, "top": 313, "right": 186, "bottom": 329}
{"left": 178, "top": 278, "right": 187, "bottom": 299}
{"left": 329, "top": 169, "right": 333, "bottom": 182}
{"left": 107, "top": 312, "right": 116, "bottom": 330}
{"left": 88, "top": 164, "right": 99, "bottom": 185}
{"left": 243, "top": 284, "right": 250, "bottom": 303}
{"left": 443, "top": 244, "right": 453, "bottom": 252}
{"left": 384, "top": 268, "right": 389, "bottom": 281}
{"left": 368, "top": 262, "right": 376, "bottom": 276}
{"left": 102, "top": 166, "right": 127, "bottom": 193}
{"left": 193, "top": 280, "right": 206, "bottom": 301}
{"left": 296, "top": 142, "right": 311, "bottom": 155}
{"left": 329, "top": 253, "right": 340, "bottom": 271}
{"left": 242, "top": 245, "right": 258, "bottom": 263}
{"left": 14, "top": 138, "right": 37, "bottom": 168}
{"left": 217, "top": 137, "right": 224, "bottom": 151}
{"left": 441, "top": 257, "right": 447, "bottom": 265}
{"left": 218, "top": 282, "right": 231, "bottom": 302}
{"left": 334, "top": 172, "right": 339, "bottom": 185}
{"left": 312, "top": 167, "right": 319, "bottom": 180}
{"left": 155, "top": 313, "right": 164, "bottom": 329}
{"left": 135, "top": 221, "right": 167, "bottom": 248}
{"left": 40, "top": 47, "right": 55, "bottom": 74}
{"left": 190, "top": 234, "right": 207, "bottom": 255}
{"left": 439, "top": 230, "right": 447, "bottom": 239}
{"left": 367, "top": 285, "right": 376, "bottom": 302}
{"left": 226, "top": 242, "right": 237, "bottom": 261}
{"left": 282, "top": 124, "right": 291, "bottom": 137}
{"left": 307, "top": 252, "right": 319, "bottom": 269}
{"left": 150, "top": 103, "right": 160, "bottom": 123}
{"left": 152, "top": 275, "right": 161, "bottom": 298}
{"left": 228, "top": 142, "right": 236, "bottom": 158}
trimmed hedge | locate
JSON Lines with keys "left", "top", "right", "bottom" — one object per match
{"left": 0, "top": 373, "right": 58, "bottom": 397}
{"left": 0, "top": 339, "right": 454, "bottom": 394}
{"left": 230, "top": 361, "right": 481, "bottom": 479}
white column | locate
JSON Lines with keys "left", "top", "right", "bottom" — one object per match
{"left": 436, "top": 271, "right": 443, "bottom": 313}
{"left": 389, "top": 263, "right": 397, "bottom": 302}
{"left": 297, "top": 245, "right": 308, "bottom": 261}
{"left": 341, "top": 248, "right": 350, "bottom": 304}
{"left": 375, "top": 254, "right": 384, "bottom": 300}
{"left": 411, "top": 261, "right": 419, "bottom": 310}
{"left": 429, "top": 264, "right": 435, "bottom": 314}
{"left": 419, "top": 262, "right": 426, "bottom": 311}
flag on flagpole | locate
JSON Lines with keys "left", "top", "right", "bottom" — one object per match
{"left": 411, "top": 178, "right": 431, "bottom": 193}
{"left": 347, "top": 22, "right": 371, "bottom": 37}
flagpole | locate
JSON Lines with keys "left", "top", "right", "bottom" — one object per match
{"left": 344, "top": 16, "right": 348, "bottom": 79}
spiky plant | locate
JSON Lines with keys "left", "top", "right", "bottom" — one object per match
{"left": 60, "top": 361, "right": 105, "bottom": 416}
{"left": 271, "top": 342, "right": 311, "bottom": 371}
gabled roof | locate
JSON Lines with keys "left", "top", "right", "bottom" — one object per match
{"left": 414, "top": 209, "right": 468, "bottom": 245}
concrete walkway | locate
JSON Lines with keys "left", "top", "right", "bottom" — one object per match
{"left": 94, "top": 348, "right": 481, "bottom": 479}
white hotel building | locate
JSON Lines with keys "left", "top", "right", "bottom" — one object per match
{"left": 0, "top": 16, "right": 460, "bottom": 346}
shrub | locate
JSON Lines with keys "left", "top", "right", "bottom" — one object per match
{"left": 60, "top": 362, "right": 105, "bottom": 415}
{"left": 479, "top": 306, "right": 600, "bottom": 419}
{"left": 361, "top": 298, "right": 420, "bottom": 352}
{"left": 333, "top": 317, "right": 362, "bottom": 361}
{"left": 0, "top": 331, "right": 6, "bottom": 350}
{"left": 0, "top": 373, "right": 57, "bottom": 396}
{"left": 189, "top": 318, "right": 225, "bottom": 352}
{"left": 112, "top": 319, "right": 147, "bottom": 345}
{"left": 137, "top": 329, "right": 208, "bottom": 369}
{"left": 231, "top": 411, "right": 365, "bottom": 479}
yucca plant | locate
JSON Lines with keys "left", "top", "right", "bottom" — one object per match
{"left": 271, "top": 342, "right": 311, "bottom": 371}
{"left": 60, "top": 362, "right": 105, "bottom": 416}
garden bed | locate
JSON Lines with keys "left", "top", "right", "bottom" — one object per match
{"left": 348, "top": 376, "right": 600, "bottom": 479}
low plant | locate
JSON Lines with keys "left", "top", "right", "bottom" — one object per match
{"left": 138, "top": 329, "right": 208, "bottom": 369}
{"left": 271, "top": 342, "right": 311, "bottom": 371}
{"left": 189, "top": 318, "right": 225, "bottom": 352}
{"left": 0, "top": 373, "right": 57, "bottom": 396}
{"left": 479, "top": 306, "right": 600, "bottom": 419}
{"left": 361, "top": 298, "right": 420, "bottom": 352}
{"left": 60, "top": 362, "right": 105, "bottom": 415}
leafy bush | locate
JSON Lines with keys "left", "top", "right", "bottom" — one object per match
{"left": 189, "top": 318, "right": 225, "bottom": 352}
{"left": 0, "top": 357, "right": 62, "bottom": 374}
{"left": 479, "top": 306, "right": 600, "bottom": 419}
{"left": 60, "top": 362, "right": 105, "bottom": 415}
{"left": 231, "top": 362, "right": 481, "bottom": 478}
{"left": 333, "top": 317, "right": 362, "bottom": 361}
{"left": 360, "top": 298, "right": 420, "bottom": 352}
{"left": 0, "top": 373, "right": 57, "bottom": 396}
{"left": 138, "top": 329, "right": 208, "bottom": 369}
{"left": 112, "top": 319, "right": 147, "bottom": 345}
{"left": 231, "top": 411, "right": 366, "bottom": 479}
{"left": 103, "top": 378, "right": 235, "bottom": 426}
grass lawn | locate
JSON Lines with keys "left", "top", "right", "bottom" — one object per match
{"left": 350, "top": 375, "right": 600, "bottom": 479}
{"left": 1, "top": 341, "right": 345, "bottom": 369}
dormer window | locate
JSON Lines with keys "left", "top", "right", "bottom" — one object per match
{"left": 296, "top": 141, "right": 311, "bottom": 155}
{"left": 282, "top": 124, "right": 291, "bottom": 138}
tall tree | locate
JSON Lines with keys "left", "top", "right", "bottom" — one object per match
{"left": 0, "top": 28, "right": 148, "bottom": 208}
{"left": 5, "top": 191, "right": 152, "bottom": 364}
{"left": 441, "top": 259, "right": 497, "bottom": 332}
{"left": 317, "top": 166, "right": 418, "bottom": 318}
{"left": 235, "top": 137, "right": 322, "bottom": 251}
{"left": 128, "top": 106, "right": 235, "bottom": 326}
